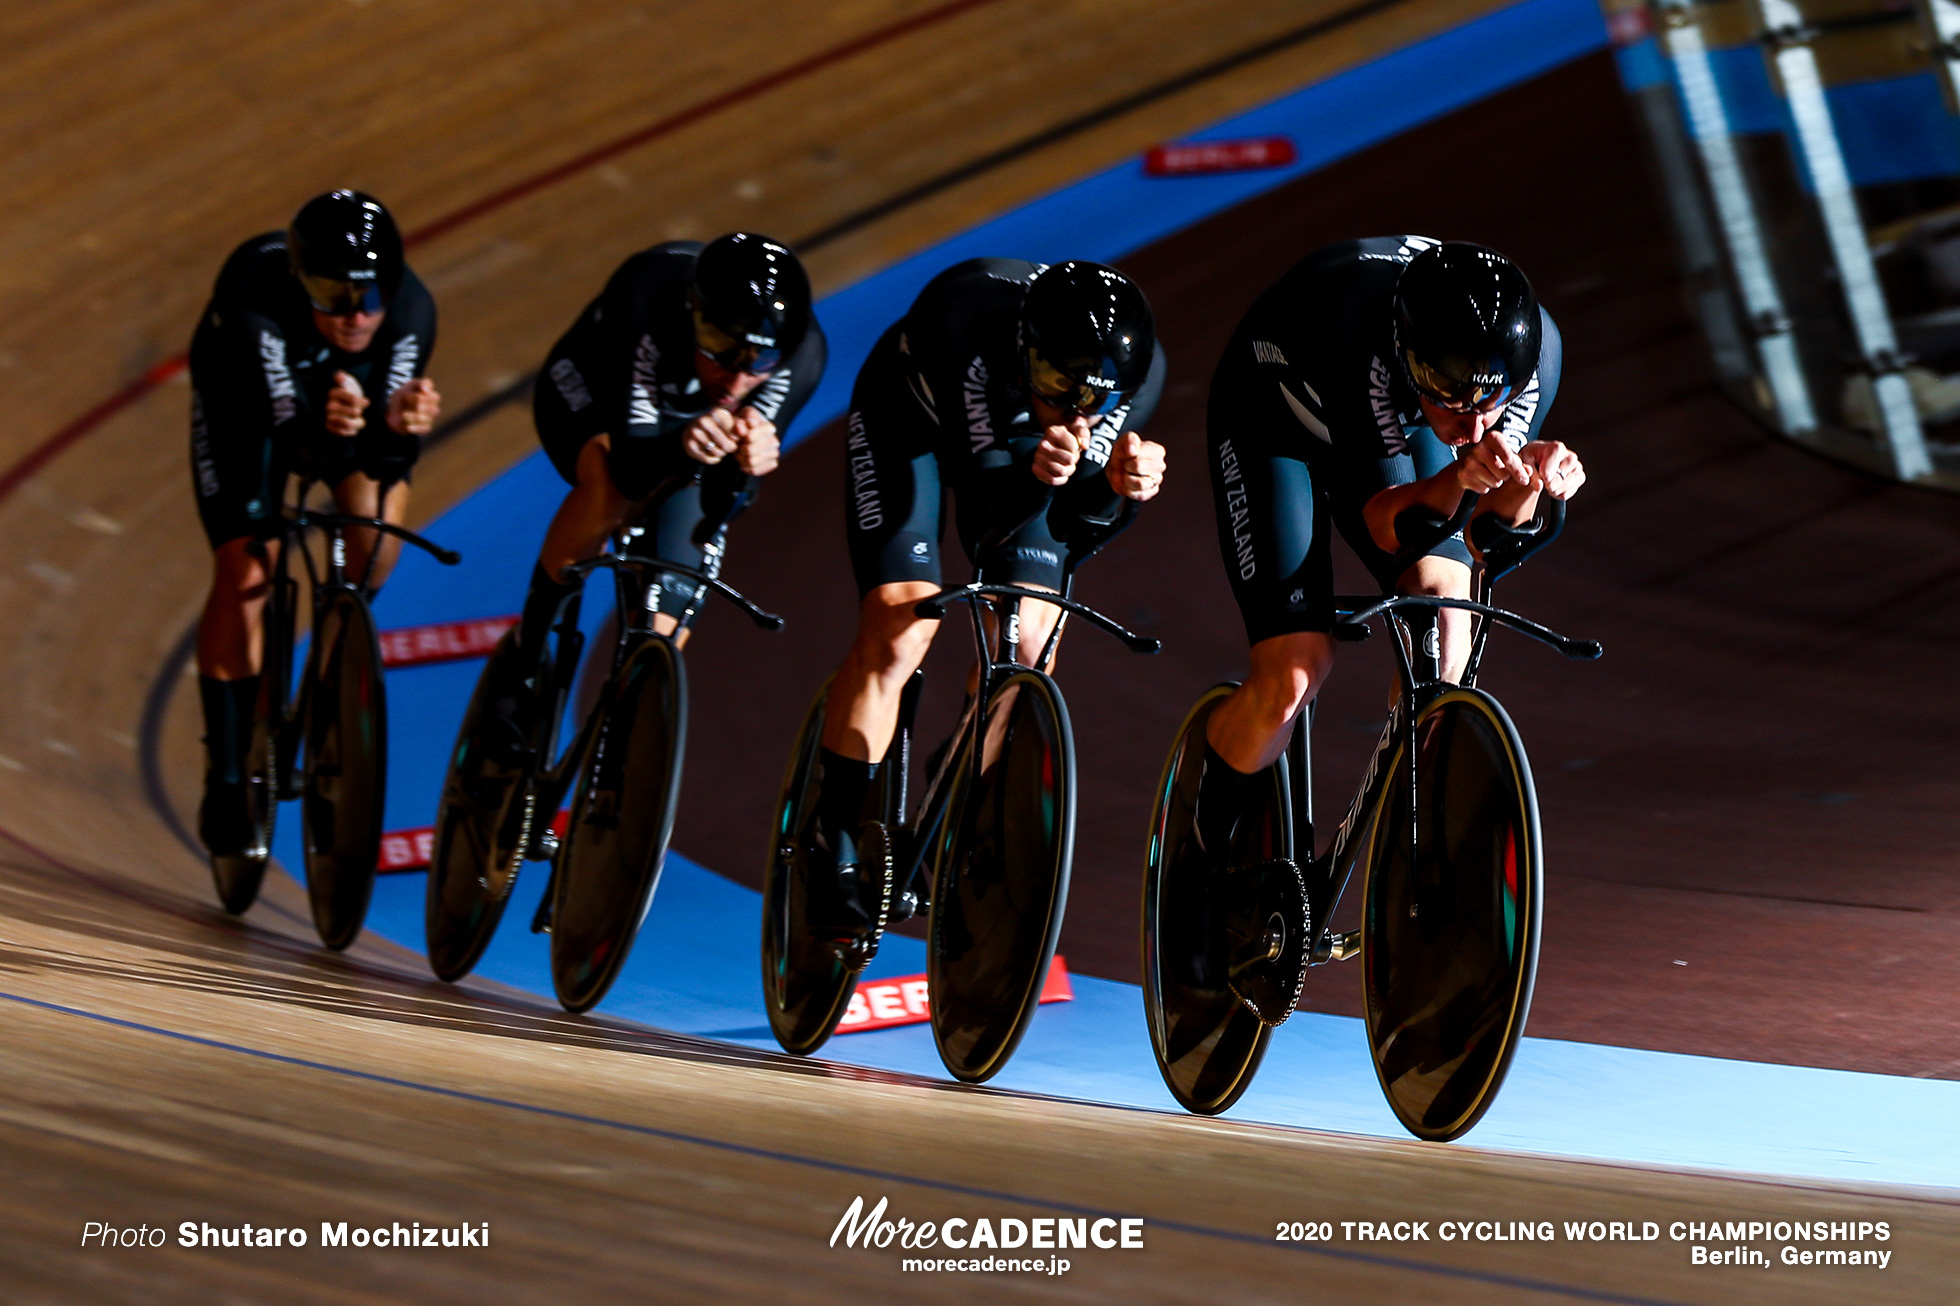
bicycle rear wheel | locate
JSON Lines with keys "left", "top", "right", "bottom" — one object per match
{"left": 549, "top": 636, "right": 686, "bottom": 1013}
{"left": 302, "top": 589, "right": 386, "bottom": 950}
{"left": 209, "top": 570, "right": 294, "bottom": 915}
{"left": 1142, "top": 684, "right": 1292, "bottom": 1114}
{"left": 425, "top": 632, "right": 538, "bottom": 981}
{"left": 1362, "top": 686, "right": 1542, "bottom": 1141}
{"left": 928, "top": 669, "right": 1073, "bottom": 1084}
{"left": 209, "top": 679, "right": 279, "bottom": 914}
{"left": 761, "top": 682, "right": 873, "bottom": 1055}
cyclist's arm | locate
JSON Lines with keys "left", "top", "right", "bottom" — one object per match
{"left": 737, "top": 318, "right": 827, "bottom": 437}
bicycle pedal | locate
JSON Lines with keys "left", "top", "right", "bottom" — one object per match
{"left": 1313, "top": 930, "right": 1361, "bottom": 964}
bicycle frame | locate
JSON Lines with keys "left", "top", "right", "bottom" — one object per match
{"left": 519, "top": 471, "right": 784, "bottom": 927}
{"left": 1287, "top": 498, "right": 1601, "bottom": 963}
{"left": 258, "top": 477, "right": 460, "bottom": 778}
{"left": 880, "top": 512, "right": 1161, "bottom": 916}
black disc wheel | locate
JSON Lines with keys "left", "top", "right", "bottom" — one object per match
{"left": 208, "top": 676, "right": 281, "bottom": 915}
{"left": 1142, "top": 684, "right": 1293, "bottom": 1115}
{"left": 549, "top": 637, "right": 686, "bottom": 1014}
{"left": 761, "top": 684, "right": 863, "bottom": 1056}
{"left": 1362, "top": 686, "right": 1542, "bottom": 1142}
{"left": 301, "top": 589, "right": 387, "bottom": 950}
{"left": 425, "top": 632, "right": 539, "bottom": 982}
{"left": 928, "top": 669, "right": 1074, "bottom": 1084}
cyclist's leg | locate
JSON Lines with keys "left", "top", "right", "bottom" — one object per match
{"left": 635, "top": 475, "right": 729, "bottom": 650}
{"left": 522, "top": 366, "right": 628, "bottom": 672}
{"left": 329, "top": 469, "right": 410, "bottom": 589}
{"left": 1196, "top": 355, "right": 1338, "bottom": 855}
{"left": 191, "top": 381, "right": 287, "bottom": 851}
{"left": 1331, "top": 428, "right": 1477, "bottom": 683}
{"left": 819, "top": 329, "right": 942, "bottom": 861}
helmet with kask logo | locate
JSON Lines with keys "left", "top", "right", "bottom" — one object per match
{"left": 287, "top": 189, "right": 403, "bottom": 316}
{"left": 690, "top": 232, "right": 812, "bottom": 374}
{"left": 1018, "top": 261, "right": 1155, "bottom": 416}
{"left": 1392, "top": 242, "right": 1540, "bottom": 413}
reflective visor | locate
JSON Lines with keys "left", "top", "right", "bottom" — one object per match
{"left": 693, "top": 310, "right": 780, "bottom": 375}
{"left": 1026, "top": 347, "right": 1123, "bottom": 416}
{"left": 1402, "top": 350, "right": 1518, "bottom": 414}
{"left": 299, "top": 272, "right": 385, "bottom": 317}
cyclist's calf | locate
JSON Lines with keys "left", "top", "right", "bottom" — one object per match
{"left": 1206, "top": 632, "right": 1335, "bottom": 773}
{"left": 197, "top": 537, "right": 282, "bottom": 680}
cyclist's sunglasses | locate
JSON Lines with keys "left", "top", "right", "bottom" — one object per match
{"left": 693, "top": 309, "right": 781, "bottom": 375}
{"left": 1404, "top": 351, "right": 1520, "bottom": 415}
{"left": 300, "top": 273, "right": 385, "bottom": 317}
{"left": 1026, "top": 347, "right": 1124, "bottom": 417}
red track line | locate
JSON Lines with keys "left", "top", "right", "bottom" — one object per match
{"left": 404, "top": 0, "right": 1002, "bottom": 248}
{"left": 3, "top": 0, "right": 1004, "bottom": 510}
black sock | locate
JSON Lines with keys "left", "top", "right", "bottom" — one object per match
{"left": 1196, "top": 743, "right": 1261, "bottom": 858}
{"left": 817, "top": 748, "right": 880, "bottom": 850}
{"left": 199, "top": 675, "right": 260, "bottom": 786}
{"left": 516, "top": 563, "right": 580, "bottom": 668}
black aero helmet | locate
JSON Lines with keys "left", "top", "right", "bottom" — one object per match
{"left": 690, "top": 232, "right": 812, "bottom": 374}
{"left": 287, "top": 189, "right": 403, "bottom": 316}
{"left": 1019, "top": 261, "right": 1155, "bottom": 416}
{"left": 1393, "top": 242, "right": 1540, "bottom": 413}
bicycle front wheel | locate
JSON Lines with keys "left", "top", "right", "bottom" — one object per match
{"left": 549, "top": 636, "right": 686, "bottom": 1014}
{"left": 302, "top": 589, "right": 387, "bottom": 950}
{"left": 1142, "top": 684, "right": 1292, "bottom": 1115}
{"left": 928, "top": 669, "right": 1073, "bottom": 1084}
{"left": 425, "top": 632, "right": 538, "bottom": 982}
{"left": 1361, "top": 686, "right": 1542, "bottom": 1142}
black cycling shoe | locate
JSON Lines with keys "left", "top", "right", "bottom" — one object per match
{"left": 802, "top": 824, "right": 894, "bottom": 968}
{"left": 199, "top": 777, "right": 262, "bottom": 859}
{"left": 475, "top": 664, "right": 543, "bottom": 772}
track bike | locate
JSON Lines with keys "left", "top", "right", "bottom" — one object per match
{"left": 765, "top": 510, "right": 1157, "bottom": 1081}
{"left": 425, "top": 465, "right": 782, "bottom": 1012}
{"left": 208, "top": 476, "right": 460, "bottom": 952}
{"left": 1143, "top": 497, "right": 1600, "bottom": 1140}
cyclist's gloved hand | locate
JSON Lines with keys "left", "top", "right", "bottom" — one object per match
{"left": 1451, "top": 429, "right": 1529, "bottom": 495}
{"left": 731, "top": 409, "right": 779, "bottom": 476}
{"left": 1032, "top": 416, "right": 1092, "bottom": 486}
{"left": 386, "top": 376, "right": 442, "bottom": 438}
{"left": 325, "top": 370, "right": 368, "bottom": 438}
{"left": 1104, "top": 430, "right": 1166, "bottom": 502}
{"left": 683, "top": 408, "right": 741, "bottom": 465}
{"left": 1518, "top": 439, "right": 1585, "bottom": 500}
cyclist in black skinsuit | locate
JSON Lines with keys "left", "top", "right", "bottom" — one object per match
{"left": 483, "top": 233, "right": 827, "bottom": 752}
{"left": 190, "top": 189, "right": 441, "bottom": 859}
{"left": 1194, "top": 236, "right": 1586, "bottom": 856}
{"left": 810, "top": 257, "right": 1169, "bottom": 916}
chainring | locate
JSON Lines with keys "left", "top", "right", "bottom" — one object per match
{"left": 834, "top": 820, "right": 896, "bottom": 971}
{"left": 1224, "top": 858, "right": 1312, "bottom": 1026}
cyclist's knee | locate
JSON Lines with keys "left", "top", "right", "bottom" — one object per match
{"left": 854, "top": 583, "right": 939, "bottom": 675}
{"left": 210, "top": 537, "right": 273, "bottom": 604}
{"left": 1398, "top": 554, "right": 1471, "bottom": 598}
{"left": 1243, "top": 632, "right": 1335, "bottom": 721}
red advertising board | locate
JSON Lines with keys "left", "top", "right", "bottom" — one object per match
{"left": 378, "top": 810, "right": 568, "bottom": 872}
{"left": 1143, "top": 136, "right": 1295, "bottom": 177}
{"left": 835, "top": 955, "right": 1073, "bottom": 1033}
{"left": 378, "top": 615, "right": 517, "bottom": 669}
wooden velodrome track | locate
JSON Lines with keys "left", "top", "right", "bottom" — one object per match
{"left": 2, "top": 2, "right": 1958, "bottom": 1301}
